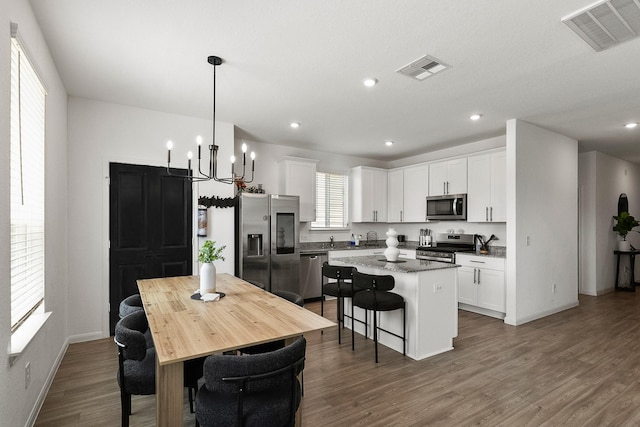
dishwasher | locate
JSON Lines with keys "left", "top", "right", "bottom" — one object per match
{"left": 300, "top": 251, "right": 327, "bottom": 300}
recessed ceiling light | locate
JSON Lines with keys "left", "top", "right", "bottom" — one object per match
{"left": 290, "top": 122, "right": 300, "bottom": 129}
{"left": 625, "top": 122, "right": 638, "bottom": 129}
{"left": 470, "top": 114, "right": 482, "bottom": 121}
{"left": 385, "top": 140, "right": 394, "bottom": 146}
{"left": 363, "top": 78, "right": 378, "bottom": 87}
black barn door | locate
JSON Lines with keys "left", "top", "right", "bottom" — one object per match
{"left": 109, "top": 163, "right": 192, "bottom": 334}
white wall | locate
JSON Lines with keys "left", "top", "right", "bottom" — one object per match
{"left": 579, "top": 151, "right": 640, "bottom": 295}
{"left": 505, "top": 119, "right": 579, "bottom": 325}
{"left": 1, "top": 1, "right": 69, "bottom": 426}
{"left": 67, "top": 97, "right": 235, "bottom": 341}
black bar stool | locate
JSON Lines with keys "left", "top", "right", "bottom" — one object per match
{"left": 321, "top": 262, "right": 360, "bottom": 348}
{"left": 352, "top": 271, "right": 406, "bottom": 363}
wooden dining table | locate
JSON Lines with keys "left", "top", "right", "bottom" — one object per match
{"left": 137, "top": 273, "right": 335, "bottom": 427}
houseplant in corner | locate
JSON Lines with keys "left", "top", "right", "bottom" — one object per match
{"left": 613, "top": 211, "right": 639, "bottom": 251}
{"left": 199, "top": 240, "right": 226, "bottom": 294}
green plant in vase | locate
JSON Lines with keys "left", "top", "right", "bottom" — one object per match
{"left": 199, "top": 240, "right": 226, "bottom": 263}
{"left": 199, "top": 240, "right": 226, "bottom": 294}
{"left": 613, "top": 211, "right": 639, "bottom": 251}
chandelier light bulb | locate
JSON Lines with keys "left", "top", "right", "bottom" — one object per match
{"left": 187, "top": 151, "right": 193, "bottom": 159}
{"left": 251, "top": 151, "right": 256, "bottom": 160}
{"left": 230, "top": 155, "right": 236, "bottom": 163}
{"left": 166, "top": 140, "right": 173, "bottom": 150}
{"left": 196, "top": 135, "right": 203, "bottom": 145}
{"left": 290, "top": 122, "right": 300, "bottom": 128}
{"left": 242, "top": 143, "right": 248, "bottom": 153}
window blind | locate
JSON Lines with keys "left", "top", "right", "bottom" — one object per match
{"left": 312, "top": 172, "right": 349, "bottom": 228}
{"left": 10, "top": 36, "right": 46, "bottom": 333}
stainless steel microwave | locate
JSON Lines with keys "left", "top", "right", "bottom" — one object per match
{"left": 425, "top": 194, "right": 467, "bottom": 220}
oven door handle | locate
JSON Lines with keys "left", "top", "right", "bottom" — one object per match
{"left": 417, "top": 256, "right": 453, "bottom": 263}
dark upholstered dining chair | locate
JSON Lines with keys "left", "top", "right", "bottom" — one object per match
{"left": 115, "top": 310, "right": 204, "bottom": 424}
{"left": 195, "top": 337, "right": 306, "bottom": 427}
{"left": 114, "top": 310, "right": 157, "bottom": 427}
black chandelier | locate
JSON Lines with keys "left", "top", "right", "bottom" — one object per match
{"left": 166, "top": 55, "right": 255, "bottom": 184}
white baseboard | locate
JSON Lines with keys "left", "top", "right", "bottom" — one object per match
{"left": 504, "top": 300, "right": 579, "bottom": 326}
{"left": 26, "top": 338, "right": 69, "bottom": 427}
{"left": 68, "top": 331, "right": 105, "bottom": 344}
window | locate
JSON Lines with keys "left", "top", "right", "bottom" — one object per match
{"left": 10, "top": 32, "right": 46, "bottom": 333}
{"left": 312, "top": 172, "right": 349, "bottom": 228}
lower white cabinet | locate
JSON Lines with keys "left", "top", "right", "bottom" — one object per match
{"left": 456, "top": 254, "right": 505, "bottom": 318}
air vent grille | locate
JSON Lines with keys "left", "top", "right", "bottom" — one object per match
{"left": 563, "top": 0, "right": 640, "bottom": 51}
{"left": 396, "top": 55, "right": 450, "bottom": 81}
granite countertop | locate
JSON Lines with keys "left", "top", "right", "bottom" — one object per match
{"left": 330, "top": 255, "right": 459, "bottom": 273}
{"left": 299, "top": 241, "right": 417, "bottom": 254}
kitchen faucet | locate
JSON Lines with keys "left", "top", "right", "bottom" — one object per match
{"left": 330, "top": 236, "right": 334, "bottom": 248}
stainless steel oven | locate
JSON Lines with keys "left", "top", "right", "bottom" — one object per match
{"left": 416, "top": 233, "right": 475, "bottom": 263}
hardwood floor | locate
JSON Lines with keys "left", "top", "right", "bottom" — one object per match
{"left": 36, "top": 292, "right": 640, "bottom": 426}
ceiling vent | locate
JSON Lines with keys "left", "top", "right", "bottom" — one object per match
{"left": 562, "top": 0, "right": 640, "bottom": 51}
{"left": 396, "top": 55, "right": 450, "bottom": 81}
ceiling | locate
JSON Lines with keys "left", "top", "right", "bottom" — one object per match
{"left": 29, "top": 0, "right": 640, "bottom": 163}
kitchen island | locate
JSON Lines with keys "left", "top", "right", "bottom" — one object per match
{"left": 330, "top": 255, "right": 459, "bottom": 360}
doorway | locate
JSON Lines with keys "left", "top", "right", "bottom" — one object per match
{"left": 108, "top": 162, "right": 192, "bottom": 334}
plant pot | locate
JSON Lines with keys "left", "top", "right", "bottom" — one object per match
{"left": 200, "top": 262, "right": 217, "bottom": 294}
{"left": 618, "top": 240, "right": 632, "bottom": 252}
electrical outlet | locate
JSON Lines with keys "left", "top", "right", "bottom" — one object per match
{"left": 552, "top": 283, "right": 557, "bottom": 293}
{"left": 526, "top": 236, "right": 531, "bottom": 246}
{"left": 433, "top": 283, "right": 443, "bottom": 293}
{"left": 25, "top": 362, "right": 31, "bottom": 389}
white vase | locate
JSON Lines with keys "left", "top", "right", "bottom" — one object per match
{"left": 618, "top": 240, "right": 631, "bottom": 252}
{"left": 384, "top": 228, "right": 400, "bottom": 262}
{"left": 200, "top": 262, "right": 217, "bottom": 294}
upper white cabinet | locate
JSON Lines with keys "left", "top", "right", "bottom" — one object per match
{"left": 467, "top": 150, "right": 506, "bottom": 222}
{"left": 351, "top": 166, "right": 388, "bottom": 222}
{"left": 387, "top": 169, "right": 404, "bottom": 223}
{"left": 278, "top": 157, "right": 318, "bottom": 222}
{"left": 387, "top": 164, "right": 429, "bottom": 223}
{"left": 428, "top": 158, "right": 467, "bottom": 196}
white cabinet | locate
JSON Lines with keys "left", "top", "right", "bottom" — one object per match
{"left": 456, "top": 254, "right": 505, "bottom": 318}
{"left": 403, "top": 164, "right": 429, "bottom": 222}
{"left": 467, "top": 151, "right": 506, "bottom": 222}
{"left": 428, "top": 158, "right": 467, "bottom": 196}
{"left": 351, "top": 166, "right": 388, "bottom": 222}
{"left": 278, "top": 157, "right": 318, "bottom": 222}
{"left": 387, "top": 169, "right": 404, "bottom": 223}
{"left": 387, "top": 164, "right": 429, "bottom": 223}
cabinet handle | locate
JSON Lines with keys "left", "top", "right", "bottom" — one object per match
{"left": 470, "top": 260, "right": 485, "bottom": 264}
{"left": 490, "top": 207, "right": 493, "bottom": 222}
{"left": 485, "top": 207, "right": 488, "bottom": 222}
{"left": 400, "top": 211, "right": 403, "bottom": 222}
{"left": 473, "top": 268, "right": 477, "bottom": 284}
{"left": 477, "top": 269, "right": 481, "bottom": 284}
{"left": 443, "top": 182, "right": 446, "bottom": 195}
{"left": 447, "top": 181, "right": 450, "bottom": 194}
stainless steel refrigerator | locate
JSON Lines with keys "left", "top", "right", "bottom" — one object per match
{"left": 235, "top": 193, "right": 300, "bottom": 294}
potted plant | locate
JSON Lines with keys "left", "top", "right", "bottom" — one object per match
{"left": 613, "top": 211, "right": 639, "bottom": 251}
{"left": 199, "top": 240, "right": 226, "bottom": 294}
